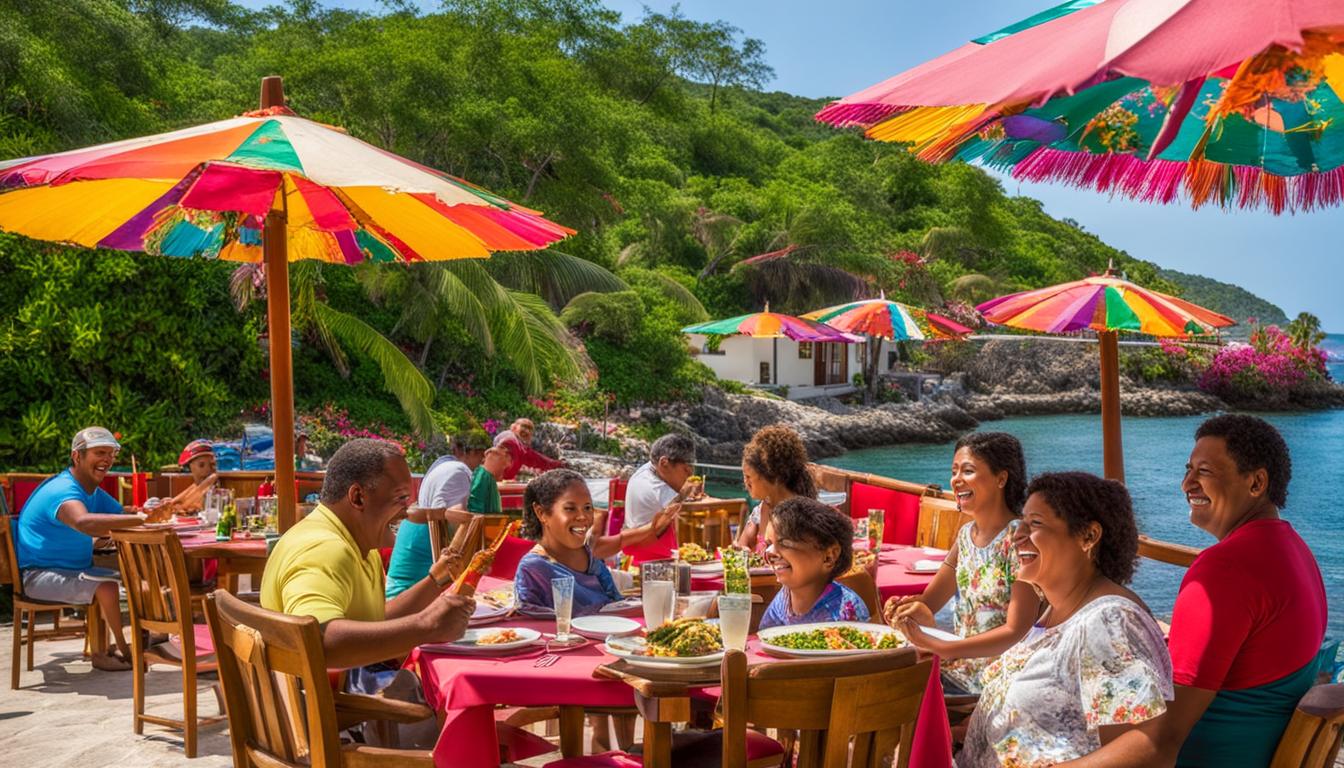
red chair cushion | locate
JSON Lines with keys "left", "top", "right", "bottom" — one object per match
{"left": 848, "top": 482, "right": 920, "bottom": 545}
{"left": 604, "top": 505, "right": 625, "bottom": 537}
{"left": 546, "top": 730, "right": 784, "bottom": 768}
{"left": 486, "top": 536, "right": 534, "bottom": 580}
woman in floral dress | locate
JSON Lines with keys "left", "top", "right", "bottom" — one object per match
{"left": 947, "top": 472, "right": 1172, "bottom": 767}
{"left": 884, "top": 432, "right": 1042, "bottom": 693}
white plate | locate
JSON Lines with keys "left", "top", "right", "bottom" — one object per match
{"left": 757, "top": 621, "right": 910, "bottom": 658}
{"left": 601, "top": 636, "right": 724, "bottom": 669}
{"left": 906, "top": 559, "right": 943, "bottom": 573}
{"left": 599, "top": 598, "right": 643, "bottom": 615}
{"left": 571, "top": 615, "right": 641, "bottom": 640}
{"left": 421, "top": 626, "right": 541, "bottom": 654}
{"left": 471, "top": 587, "right": 515, "bottom": 623}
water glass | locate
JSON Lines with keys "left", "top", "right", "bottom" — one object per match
{"left": 853, "top": 515, "right": 869, "bottom": 548}
{"left": 721, "top": 547, "right": 751, "bottom": 595}
{"left": 717, "top": 594, "right": 752, "bottom": 651}
{"left": 641, "top": 561, "right": 676, "bottom": 630}
{"left": 867, "top": 508, "right": 886, "bottom": 550}
{"left": 551, "top": 576, "right": 575, "bottom": 641}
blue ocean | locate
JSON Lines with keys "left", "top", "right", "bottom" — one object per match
{"left": 822, "top": 339, "right": 1344, "bottom": 640}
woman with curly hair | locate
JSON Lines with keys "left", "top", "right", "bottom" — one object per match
{"left": 945, "top": 472, "right": 1172, "bottom": 767}
{"left": 513, "top": 469, "right": 622, "bottom": 615}
{"left": 734, "top": 424, "right": 818, "bottom": 551}
{"left": 885, "top": 432, "right": 1042, "bottom": 694}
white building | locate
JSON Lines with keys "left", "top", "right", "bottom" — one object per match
{"left": 685, "top": 333, "right": 901, "bottom": 400}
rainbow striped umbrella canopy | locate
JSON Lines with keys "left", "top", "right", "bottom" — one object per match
{"left": 683, "top": 308, "right": 856, "bottom": 342}
{"left": 977, "top": 270, "right": 1234, "bottom": 336}
{"left": 801, "top": 297, "right": 927, "bottom": 341}
{"left": 0, "top": 106, "right": 573, "bottom": 262}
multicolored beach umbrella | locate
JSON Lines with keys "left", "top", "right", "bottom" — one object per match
{"left": 682, "top": 307, "right": 857, "bottom": 342}
{"left": 816, "top": 0, "right": 1344, "bottom": 213}
{"left": 977, "top": 271, "right": 1235, "bottom": 336}
{"left": 0, "top": 107, "right": 573, "bottom": 261}
{"left": 976, "top": 267, "right": 1234, "bottom": 482}
{"left": 801, "top": 295, "right": 927, "bottom": 341}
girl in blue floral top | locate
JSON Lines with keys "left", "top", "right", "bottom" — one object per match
{"left": 759, "top": 497, "right": 869, "bottom": 629}
{"left": 514, "top": 469, "right": 623, "bottom": 615}
{"left": 884, "top": 433, "right": 1043, "bottom": 694}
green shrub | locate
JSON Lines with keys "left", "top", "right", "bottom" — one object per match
{"left": 561, "top": 291, "right": 643, "bottom": 343}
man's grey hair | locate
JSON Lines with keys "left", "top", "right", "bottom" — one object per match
{"left": 649, "top": 433, "right": 696, "bottom": 466}
{"left": 321, "top": 439, "right": 405, "bottom": 504}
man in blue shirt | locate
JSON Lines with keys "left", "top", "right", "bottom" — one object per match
{"left": 17, "top": 427, "right": 148, "bottom": 671}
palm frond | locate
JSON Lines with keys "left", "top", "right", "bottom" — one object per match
{"left": 483, "top": 250, "right": 627, "bottom": 308}
{"left": 647, "top": 272, "right": 708, "bottom": 322}
{"left": 488, "top": 288, "right": 589, "bottom": 394}
{"left": 313, "top": 302, "right": 438, "bottom": 438}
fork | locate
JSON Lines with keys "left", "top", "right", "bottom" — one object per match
{"left": 533, "top": 653, "right": 559, "bottom": 668}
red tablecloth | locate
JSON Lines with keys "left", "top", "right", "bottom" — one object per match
{"left": 688, "top": 544, "right": 944, "bottom": 604}
{"left": 408, "top": 576, "right": 953, "bottom": 768}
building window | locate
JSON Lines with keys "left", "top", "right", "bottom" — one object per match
{"left": 759, "top": 361, "right": 771, "bottom": 384}
{"left": 798, "top": 342, "right": 813, "bottom": 359}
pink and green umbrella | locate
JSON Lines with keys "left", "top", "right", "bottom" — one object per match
{"left": 682, "top": 307, "right": 856, "bottom": 342}
{"left": 801, "top": 296, "right": 927, "bottom": 341}
{"left": 976, "top": 268, "right": 1234, "bottom": 482}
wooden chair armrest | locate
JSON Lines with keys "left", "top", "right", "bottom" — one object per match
{"left": 340, "top": 744, "right": 435, "bottom": 768}
{"left": 333, "top": 691, "right": 433, "bottom": 724}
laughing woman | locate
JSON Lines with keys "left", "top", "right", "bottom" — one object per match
{"left": 936, "top": 472, "right": 1172, "bottom": 767}
{"left": 514, "top": 469, "right": 622, "bottom": 615}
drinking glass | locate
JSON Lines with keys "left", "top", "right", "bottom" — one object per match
{"left": 552, "top": 576, "right": 575, "bottom": 641}
{"left": 641, "top": 561, "right": 676, "bottom": 630}
{"left": 867, "top": 508, "right": 886, "bottom": 550}
{"left": 717, "top": 594, "right": 752, "bottom": 652}
{"left": 853, "top": 515, "right": 869, "bottom": 549}
{"left": 721, "top": 547, "right": 751, "bottom": 595}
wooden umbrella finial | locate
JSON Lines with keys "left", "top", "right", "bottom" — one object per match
{"left": 260, "top": 76, "right": 286, "bottom": 109}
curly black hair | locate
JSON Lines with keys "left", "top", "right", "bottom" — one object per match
{"left": 521, "top": 468, "right": 589, "bottom": 540}
{"left": 770, "top": 497, "right": 853, "bottom": 580}
{"left": 1195, "top": 414, "right": 1292, "bottom": 509}
{"left": 954, "top": 431, "right": 1028, "bottom": 514}
{"left": 743, "top": 425, "right": 817, "bottom": 499}
{"left": 1026, "top": 472, "right": 1139, "bottom": 585}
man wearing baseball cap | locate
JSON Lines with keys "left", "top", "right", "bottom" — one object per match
{"left": 178, "top": 439, "right": 217, "bottom": 487}
{"left": 16, "top": 427, "right": 147, "bottom": 671}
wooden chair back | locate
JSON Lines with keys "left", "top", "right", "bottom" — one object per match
{"left": 479, "top": 514, "right": 513, "bottom": 549}
{"left": 204, "top": 590, "right": 343, "bottom": 767}
{"left": 720, "top": 648, "right": 932, "bottom": 768}
{"left": 0, "top": 514, "right": 21, "bottom": 589}
{"left": 916, "top": 496, "right": 967, "bottom": 551}
{"left": 1271, "top": 683, "right": 1344, "bottom": 768}
{"left": 111, "top": 528, "right": 195, "bottom": 640}
{"left": 837, "top": 568, "right": 881, "bottom": 620}
{"left": 677, "top": 499, "right": 748, "bottom": 551}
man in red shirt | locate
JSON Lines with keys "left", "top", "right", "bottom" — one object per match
{"left": 1067, "top": 415, "right": 1326, "bottom": 768}
{"left": 493, "top": 418, "right": 565, "bottom": 481}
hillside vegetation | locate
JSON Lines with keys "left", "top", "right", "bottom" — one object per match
{"left": 0, "top": 0, "right": 1289, "bottom": 469}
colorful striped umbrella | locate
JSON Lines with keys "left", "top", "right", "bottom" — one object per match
{"left": 976, "top": 267, "right": 1234, "bottom": 481}
{"left": 801, "top": 296, "right": 927, "bottom": 341}
{"left": 925, "top": 312, "right": 975, "bottom": 340}
{"left": 682, "top": 307, "right": 857, "bottom": 342}
{"left": 0, "top": 77, "right": 573, "bottom": 528}
{"left": 816, "top": 0, "right": 1344, "bottom": 213}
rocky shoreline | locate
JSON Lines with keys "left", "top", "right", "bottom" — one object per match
{"left": 548, "top": 339, "right": 1342, "bottom": 472}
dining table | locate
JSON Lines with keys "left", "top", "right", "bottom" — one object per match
{"left": 405, "top": 575, "right": 954, "bottom": 768}
{"left": 688, "top": 543, "right": 947, "bottom": 604}
{"left": 177, "top": 526, "right": 269, "bottom": 592}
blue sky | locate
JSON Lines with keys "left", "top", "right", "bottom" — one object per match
{"left": 238, "top": 0, "right": 1342, "bottom": 330}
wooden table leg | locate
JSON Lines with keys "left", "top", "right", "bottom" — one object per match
{"left": 633, "top": 692, "right": 690, "bottom": 768}
{"left": 558, "top": 705, "right": 585, "bottom": 758}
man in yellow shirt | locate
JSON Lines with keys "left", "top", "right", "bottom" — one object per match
{"left": 262, "top": 439, "right": 473, "bottom": 670}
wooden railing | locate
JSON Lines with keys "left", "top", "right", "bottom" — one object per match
{"left": 810, "top": 463, "right": 1204, "bottom": 569}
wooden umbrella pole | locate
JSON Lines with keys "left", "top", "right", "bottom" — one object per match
{"left": 261, "top": 76, "right": 298, "bottom": 530}
{"left": 1098, "top": 329, "right": 1125, "bottom": 483}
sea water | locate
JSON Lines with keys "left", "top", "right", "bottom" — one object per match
{"left": 821, "top": 404, "right": 1344, "bottom": 640}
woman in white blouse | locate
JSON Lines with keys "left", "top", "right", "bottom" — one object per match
{"left": 898, "top": 472, "right": 1173, "bottom": 767}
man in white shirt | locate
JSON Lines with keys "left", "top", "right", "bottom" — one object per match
{"left": 623, "top": 434, "right": 701, "bottom": 530}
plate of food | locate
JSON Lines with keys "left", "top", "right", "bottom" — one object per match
{"left": 757, "top": 622, "right": 908, "bottom": 658}
{"left": 571, "top": 614, "right": 641, "bottom": 640}
{"left": 905, "top": 559, "right": 944, "bottom": 574}
{"left": 677, "top": 543, "right": 715, "bottom": 565}
{"left": 601, "top": 618, "right": 724, "bottom": 668}
{"left": 471, "top": 586, "right": 516, "bottom": 623}
{"left": 421, "top": 626, "right": 541, "bottom": 654}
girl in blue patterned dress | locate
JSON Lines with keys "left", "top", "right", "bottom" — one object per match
{"left": 759, "top": 497, "right": 869, "bottom": 629}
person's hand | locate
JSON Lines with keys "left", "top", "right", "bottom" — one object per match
{"left": 881, "top": 595, "right": 920, "bottom": 626}
{"left": 420, "top": 592, "right": 475, "bottom": 644}
{"left": 653, "top": 501, "right": 683, "bottom": 532}
{"left": 680, "top": 476, "right": 705, "bottom": 501}
{"left": 897, "top": 616, "right": 949, "bottom": 656}
{"left": 429, "top": 548, "right": 465, "bottom": 588}
{"left": 894, "top": 599, "right": 936, "bottom": 627}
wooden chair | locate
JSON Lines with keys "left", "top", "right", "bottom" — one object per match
{"left": 721, "top": 648, "right": 932, "bottom": 768}
{"left": 112, "top": 527, "right": 224, "bottom": 757}
{"left": 204, "top": 590, "right": 436, "bottom": 768}
{"left": 426, "top": 514, "right": 482, "bottom": 562}
{"left": 1271, "top": 683, "right": 1344, "bottom": 768}
{"left": 1, "top": 514, "right": 100, "bottom": 689}
{"left": 837, "top": 568, "right": 882, "bottom": 621}
{"left": 678, "top": 499, "right": 749, "bottom": 551}
{"left": 915, "top": 496, "right": 966, "bottom": 551}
